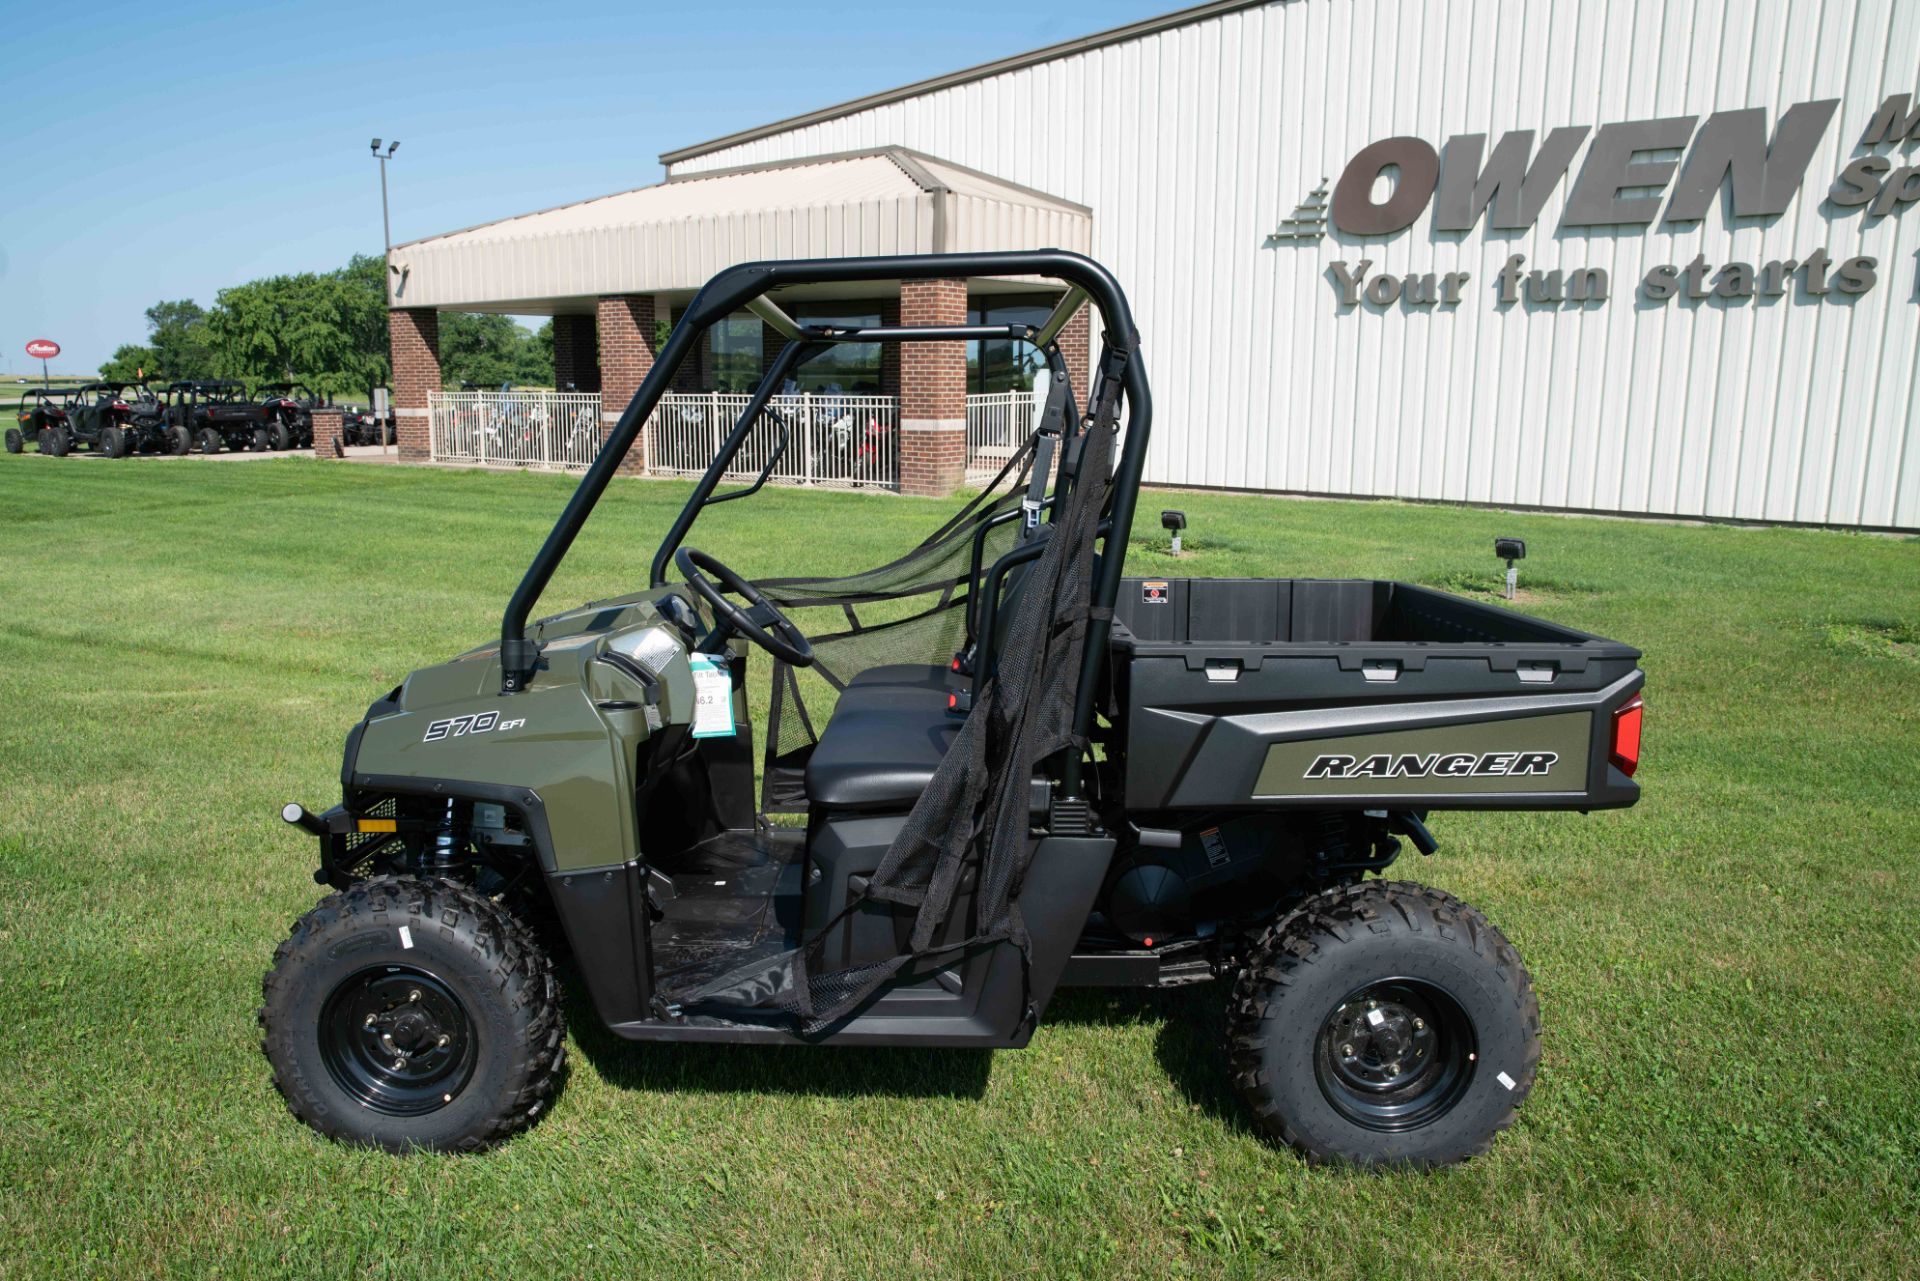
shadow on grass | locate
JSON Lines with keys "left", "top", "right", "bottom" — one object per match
{"left": 556, "top": 962, "right": 1259, "bottom": 1133}
{"left": 1044, "top": 985, "right": 1265, "bottom": 1141}
{"left": 556, "top": 968, "right": 995, "bottom": 1101}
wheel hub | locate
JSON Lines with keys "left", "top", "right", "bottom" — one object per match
{"left": 1314, "top": 979, "right": 1475, "bottom": 1132}
{"left": 1327, "top": 997, "right": 1432, "bottom": 1090}
{"left": 320, "top": 967, "right": 476, "bottom": 1116}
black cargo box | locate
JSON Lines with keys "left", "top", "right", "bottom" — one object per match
{"left": 1109, "top": 578, "right": 1643, "bottom": 813}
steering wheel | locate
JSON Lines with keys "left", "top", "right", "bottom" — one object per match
{"left": 674, "top": 547, "right": 815, "bottom": 668}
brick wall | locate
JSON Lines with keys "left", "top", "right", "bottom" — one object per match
{"left": 552, "top": 313, "right": 599, "bottom": 393}
{"left": 309, "top": 406, "right": 344, "bottom": 456}
{"left": 597, "top": 294, "right": 656, "bottom": 475}
{"left": 1057, "top": 302, "right": 1093, "bottom": 410}
{"left": 877, "top": 295, "right": 902, "bottom": 397}
{"left": 898, "top": 279, "right": 968, "bottom": 497}
{"left": 389, "top": 308, "right": 440, "bottom": 462}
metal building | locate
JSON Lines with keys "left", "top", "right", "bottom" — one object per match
{"left": 655, "top": 0, "right": 1920, "bottom": 530}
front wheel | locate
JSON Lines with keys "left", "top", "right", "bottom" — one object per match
{"left": 4, "top": 427, "right": 22, "bottom": 454}
{"left": 198, "top": 428, "right": 222, "bottom": 455}
{"left": 166, "top": 424, "right": 193, "bottom": 456}
{"left": 1227, "top": 881, "right": 1539, "bottom": 1168}
{"left": 259, "top": 876, "right": 565, "bottom": 1153}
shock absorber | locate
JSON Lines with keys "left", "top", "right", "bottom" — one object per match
{"left": 1308, "top": 812, "right": 1349, "bottom": 878}
{"left": 430, "top": 798, "right": 460, "bottom": 869}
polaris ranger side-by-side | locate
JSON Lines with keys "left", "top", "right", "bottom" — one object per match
{"left": 264, "top": 252, "right": 1644, "bottom": 1165}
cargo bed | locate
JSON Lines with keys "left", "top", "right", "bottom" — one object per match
{"left": 1109, "top": 578, "right": 1643, "bottom": 812}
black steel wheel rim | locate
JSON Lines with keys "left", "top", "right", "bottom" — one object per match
{"left": 319, "top": 966, "right": 478, "bottom": 1117}
{"left": 1313, "top": 978, "right": 1476, "bottom": 1132}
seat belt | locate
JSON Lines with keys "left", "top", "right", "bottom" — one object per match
{"left": 1021, "top": 349, "right": 1074, "bottom": 538}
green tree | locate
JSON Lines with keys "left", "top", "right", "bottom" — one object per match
{"left": 106, "top": 254, "right": 569, "bottom": 400}
{"left": 203, "top": 255, "right": 390, "bottom": 399}
{"left": 98, "top": 344, "right": 160, "bottom": 384}
{"left": 438, "top": 312, "right": 552, "bottom": 388}
{"left": 135, "top": 300, "right": 212, "bottom": 381}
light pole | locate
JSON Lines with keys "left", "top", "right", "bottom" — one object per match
{"left": 370, "top": 138, "right": 399, "bottom": 278}
{"left": 371, "top": 138, "right": 399, "bottom": 454}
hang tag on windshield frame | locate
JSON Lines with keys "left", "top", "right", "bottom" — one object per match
{"left": 688, "top": 654, "right": 737, "bottom": 739}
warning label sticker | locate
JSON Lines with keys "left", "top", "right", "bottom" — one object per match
{"left": 1141, "top": 580, "right": 1170, "bottom": 605}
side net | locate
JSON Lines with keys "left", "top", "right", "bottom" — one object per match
{"left": 751, "top": 436, "right": 1040, "bottom": 815}
{"left": 657, "top": 342, "right": 1131, "bottom": 1034}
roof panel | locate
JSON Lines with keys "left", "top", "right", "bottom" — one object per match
{"left": 391, "top": 148, "right": 1091, "bottom": 310}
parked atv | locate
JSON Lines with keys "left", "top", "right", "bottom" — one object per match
{"left": 80, "top": 382, "right": 190, "bottom": 457}
{"left": 266, "top": 252, "right": 1644, "bottom": 1166}
{"left": 9, "top": 389, "right": 79, "bottom": 453}
{"left": 339, "top": 404, "right": 395, "bottom": 447}
{"left": 166, "top": 380, "right": 282, "bottom": 453}
{"left": 256, "top": 383, "right": 319, "bottom": 448}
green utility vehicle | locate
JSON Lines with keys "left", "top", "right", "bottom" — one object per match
{"left": 264, "top": 252, "right": 1644, "bottom": 1164}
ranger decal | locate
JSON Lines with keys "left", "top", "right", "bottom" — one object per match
{"left": 1304, "top": 750, "right": 1558, "bottom": 779}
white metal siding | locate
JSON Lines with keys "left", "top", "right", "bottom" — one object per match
{"left": 672, "top": 0, "right": 1920, "bottom": 528}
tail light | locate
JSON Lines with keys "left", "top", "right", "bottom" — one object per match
{"left": 1610, "top": 693, "right": 1643, "bottom": 778}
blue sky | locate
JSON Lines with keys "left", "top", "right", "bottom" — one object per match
{"left": 0, "top": 0, "right": 1173, "bottom": 374}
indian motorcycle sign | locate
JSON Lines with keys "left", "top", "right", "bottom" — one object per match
{"left": 1282, "top": 94, "right": 1920, "bottom": 310}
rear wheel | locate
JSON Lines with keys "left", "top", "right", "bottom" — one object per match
{"left": 259, "top": 876, "right": 565, "bottom": 1153}
{"left": 252, "top": 426, "right": 272, "bottom": 452}
{"left": 45, "top": 426, "right": 71, "bottom": 457}
{"left": 1227, "top": 881, "right": 1539, "bottom": 1168}
{"left": 4, "top": 428, "right": 21, "bottom": 454}
{"left": 166, "top": 424, "right": 193, "bottom": 456}
{"left": 100, "top": 425, "right": 127, "bottom": 458}
{"left": 270, "top": 418, "right": 292, "bottom": 450}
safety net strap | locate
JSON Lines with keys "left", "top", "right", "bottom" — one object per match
{"left": 659, "top": 343, "right": 1129, "bottom": 1032}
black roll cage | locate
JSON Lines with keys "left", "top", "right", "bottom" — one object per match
{"left": 497, "top": 250, "right": 1151, "bottom": 802}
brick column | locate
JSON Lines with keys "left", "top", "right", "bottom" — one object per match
{"left": 898, "top": 279, "right": 968, "bottom": 496}
{"left": 310, "top": 406, "right": 344, "bottom": 455}
{"left": 552, "top": 313, "right": 599, "bottom": 393}
{"left": 1057, "top": 301, "right": 1093, "bottom": 409}
{"left": 389, "top": 308, "right": 440, "bottom": 462}
{"left": 597, "top": 294, "right": 656, "bottom": 476}
{"left": 877, "top": 295, "right": 902, "bottom": 398}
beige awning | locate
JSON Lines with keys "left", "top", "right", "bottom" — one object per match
{"left": 389, "top": 148, "right": 1092, "bottom": 314}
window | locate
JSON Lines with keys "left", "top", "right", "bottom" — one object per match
{"left": 789, "top": 306, "right": 883, "bottom": 393}
{"left": 708, "top": 315, "right": 763, "bottom": 392}
{"left": 967, "top": 297, "right": 1055, "bottom": 394}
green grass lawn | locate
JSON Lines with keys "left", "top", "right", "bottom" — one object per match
{"left": 1, "top": 453, "right": 1916, "bottom": 1279}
